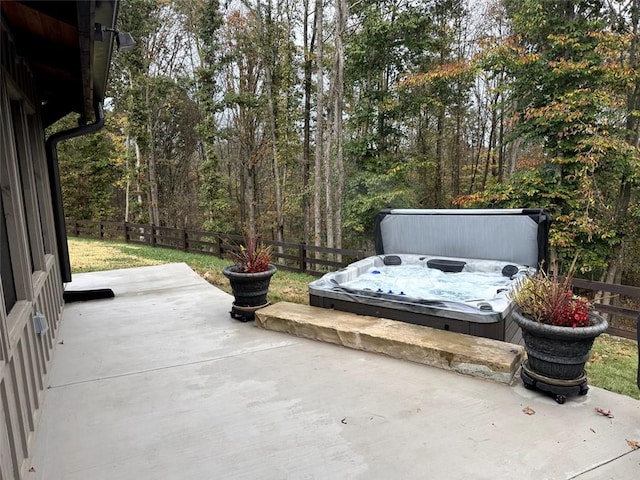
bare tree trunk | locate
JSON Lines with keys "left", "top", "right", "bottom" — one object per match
{"left": 468, "top": 121, "right": 485, "bottom": 195}
{"left": 302, "top": 0, "right": 315, "bottom": 245}
{"left": 497, "top": 107, "right": 505, "bottom": 182}
{"left": 134, "top": 140, "right": 144, "bottom": 216}
{"left": 256, "top": 1, "right": 285, "bottom": 254}
{"left": 452, "top": 106, "right": 462, "bottom": 199}
{"left": 549, "top": 246, "right": 558, "bottom": 277}
{"left": 269, "top": 93, "right": 284, "bottom": 248}
{"left": 595, "top": 243, "right": 624, "bottom": 324}
{"left": 125, "top": 134, "right": 131, "bottom": 222}
{"left": 481, "top": 104, "right": 497, "bottom": 190}
{"left": 324, "top": 60, "right": 335, "bottom": 253}
{"left": 324, "top": 117, "right": 334, "bottom": 251}
{"left": 333, "top": 0, "right": 347, "bottom": 256}
{"left": 238, "top": 151, "right": 247, "bottom": 230}
{"left": 468, "top": 86, "right": 484, "bottom": 195}
{"left": 146, "top": 85, "right": 160, "bottom": 226}
{"left": 246, "top": 162, "right": 257, "bottom": 238}
{"left": 434, "top": 107, "right": 444, "bottom": 206}
{"left": 313, "top": 0, "right": 324, "bottom": 258}
{"left": 509, "top": 135, "right": 521, "bottom": 176}
{"left": 148, "top": 149, "right": 160, "bottom": 225}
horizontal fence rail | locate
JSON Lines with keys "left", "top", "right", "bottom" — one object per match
{"left": 66, "top": 219, "right": 638, "bottom": 341}
{"left": 66, "top": 219, "right": 367, "bottom": 276}
{"left": 568, "top": 278, "right": 640, "bottom": 340}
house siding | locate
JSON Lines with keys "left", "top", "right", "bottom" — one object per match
{"left": 1, "top": 27, "right": 65, "bottom": 480}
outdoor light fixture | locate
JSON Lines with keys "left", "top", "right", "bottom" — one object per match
{"left": 94, "top": 23, "right": 136, "bottom": 51}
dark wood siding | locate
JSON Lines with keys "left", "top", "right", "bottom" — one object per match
{"left": 1, "top": 26, "right": 64, "bottom": 479}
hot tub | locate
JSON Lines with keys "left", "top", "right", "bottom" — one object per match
{"left": 309, "top": 208, "right": 551, "bottom": 343}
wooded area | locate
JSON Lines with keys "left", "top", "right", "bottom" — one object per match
{"left": 53, "top": 0, "right": 640, "bottom": 290}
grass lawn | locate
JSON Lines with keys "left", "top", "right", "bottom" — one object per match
{"left": 68, "top": 237, "right": 314, "bottom": 304}
{"left": 68, "top": 237, "right": 639, "bottom": 400}
{"left": 586, "top": 334, "right": 639, "bottom": 400}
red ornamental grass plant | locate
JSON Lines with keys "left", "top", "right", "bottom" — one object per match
{"left": 228, "top": 233, "right": 273, "bottom": 273}
{"left": 510, "top": 267, "right": 591, "bottom": 328}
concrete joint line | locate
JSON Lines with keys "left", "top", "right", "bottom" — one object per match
{"left": 47, "top": 342, "right": 299, "bottom": 389}
{"left": 567, "top": 449, "right": 640, "bottom": 479}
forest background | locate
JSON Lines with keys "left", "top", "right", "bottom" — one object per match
{"left": 55, "top": 0, "right": 640, "bottom": 288}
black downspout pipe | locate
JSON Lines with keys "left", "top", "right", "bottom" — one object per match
{"left": 45, "top": 101, "right": 105, "bottom": 283}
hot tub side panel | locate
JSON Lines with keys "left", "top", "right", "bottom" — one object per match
{"left": 309, "top": 293, "right": 520, "bottom": 342}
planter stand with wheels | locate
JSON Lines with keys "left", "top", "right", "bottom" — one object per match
{"left": 513, "top": 309, "right": 607, "bottom": 404}
{"left": 520, "top": 361, "right": 588, "bottom": 404}
{"left": 230, "top": 301, "right": 270, "bottom": 322}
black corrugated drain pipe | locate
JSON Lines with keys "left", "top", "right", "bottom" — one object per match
{"left": 45, "top": 101, "right": 114, "bottom": 302}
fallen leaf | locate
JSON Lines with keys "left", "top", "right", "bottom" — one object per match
{"left": 522, "top": 406, "right": 535, "bottom": 415}
{"left": 627, "top": 439, "right": 640, "bottom": 451}
{"left": 58, "top": 340, "right": 64, "bottom": 345}
{"left": 340, "top": 417, "right": 347, "bottom": 424}
{"left": 590, "top": 428, "right": 596, "bottom": 434}
{"left": 595, "top": 407, "right": 614, "bottom": 418}
{"left": 28, "top": 467, "right": 35, "bottom": 472}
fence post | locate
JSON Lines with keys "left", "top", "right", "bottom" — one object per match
{"left": 124, "top": 222, "right": 129, "bottom": 243}
{"left": 99, "top": 221, "right": 104, "bottom": 239}
{"left": 299, "top": 242, "right": 307, "bottom": 273}
{"left": 217, "top": 236, "right": 223, "bottom": 259}
{"left": 150, "top": 224, "right": 156, "bottom": 247}
{"left": 74, "top": 220, "right": 80, "bottom": 237}
{"left": 183, "top": 229, "right": 188, "bottom": 252}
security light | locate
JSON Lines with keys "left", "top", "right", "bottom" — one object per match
{"left": 94, "top": 23, "right": 136, "bottom": 51}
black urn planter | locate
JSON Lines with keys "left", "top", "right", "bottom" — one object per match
{"left": 513, "top": 309, "right": 608, "bottom": 403}
{"left": 223, "top": 264, "right": 277, "bottom": 321}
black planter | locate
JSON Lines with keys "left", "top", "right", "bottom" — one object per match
{"left": 513, "top": 309, "right": 608, "bottom": 380}
{"left": 223, "top": 264, "right": 277, "bottom": 318}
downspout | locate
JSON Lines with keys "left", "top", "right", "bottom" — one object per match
{"left": 45, "top": 101, "right": 105, "bottom": 283}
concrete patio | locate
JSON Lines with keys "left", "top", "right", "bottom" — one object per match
{"left": 28, "top": 263, "right": 639, "bottom": 479}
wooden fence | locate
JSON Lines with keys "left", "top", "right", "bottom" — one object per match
{"left": 65, "top": 219, "right": 367, "bottom": 276}
{"left": 66, "top": 219, "right": 638, "bottom": 340}
{"left": 570, "top": 278, "right": 639, "bottom": 340}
